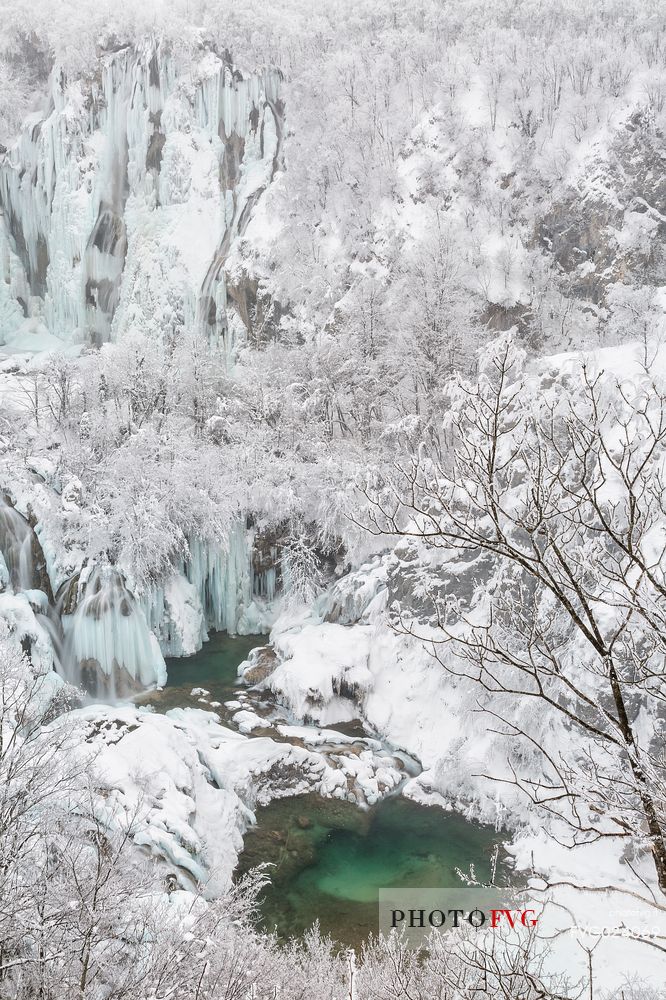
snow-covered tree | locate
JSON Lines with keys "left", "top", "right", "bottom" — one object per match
{"left": 364, "top": 335, "right": 666, "bottom": 894}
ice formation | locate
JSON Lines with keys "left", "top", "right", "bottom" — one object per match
{"left": 140, "top": 522, "right": 286, "bottom": 657}
{"left": 0, "top": 495, "right": 37, "bottom": 591}
{"left": 61, "top": 564, "right": 167, "bottom": 697}
{"left": 0, "top": 495, "right": 166, "bottom": 695}
{"left": 0, "top": 46, "right": 282, "bottom": 354}
{"left": 0, "top": 496, "right": 67, "bottom": 678}
{"left": 0, "top": 483, "right": 283, "bottom": 694}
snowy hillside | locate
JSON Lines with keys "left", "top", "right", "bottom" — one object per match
{"left": 0, "top": 0, "right": 666, "bottom": 997}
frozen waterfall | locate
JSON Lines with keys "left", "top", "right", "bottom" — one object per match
{"left": 0, "top": 496, "right": 282, "bottom": 694}
{"left": 61, "top": 565, "right": 166, "bottom": 699}
{"left": 139, "top": 522, "right": 286, "bottom": 657}
{"left": 0, "top": 495, "right": 37, "bottom": 592}
{"left": 0, "top": 495, "right": 66, "bottom": 677}
{"left": 0, "top": 497, "right": 167, "bottom": 697}
{"left": 0, "top": 46, "right": 283, "bottom": 353}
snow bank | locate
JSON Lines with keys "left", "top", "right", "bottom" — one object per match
{"left": 73, "top": 702, "right": 405, "bottom": 893}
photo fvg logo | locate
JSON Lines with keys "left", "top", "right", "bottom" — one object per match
{"left": 390, "top": 907, "right": 539, "bottom": 931}
{"left": 379, "top": 889, "right": 540, "bottom": 946}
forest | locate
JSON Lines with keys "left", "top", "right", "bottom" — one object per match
{"left": 0, "top": 0, "right": 665, "bottom": 996}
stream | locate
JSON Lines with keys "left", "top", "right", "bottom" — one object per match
{"left": 138, "top": 631, "right": 504, "bottom": 947}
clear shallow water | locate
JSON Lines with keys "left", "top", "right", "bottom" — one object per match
{"left": 138, "top": 631, "right": 264, "bottom": 719}
{"left": 139, "top": 633, "right": 503, "bottom": 947}
{"left": 237, "top": 794, "right": 502, "bottom": 947}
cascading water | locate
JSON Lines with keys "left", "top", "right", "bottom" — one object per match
{"left": 0, "top": 496, "right": 166, "bottom": 698}
{"left": 0, "top": 495, "right": 39, "bottom": 591}
{"left": 139, "top": 520, "right": 289, "bottom": 657}
{"left": 0, "top": 46, "right": 284, "bottom": 355}
{"left": 61, "top": 564, "right": 166, "bottom": 700}
{"left": 196, "top": 72, "right": 284, "bottom": 352}
{"left": 0, "top": 495, "right": 66, "bottom": 675}
{"left": 0, "top": 494, "right": 280, "bottom": 691}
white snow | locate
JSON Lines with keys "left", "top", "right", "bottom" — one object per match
{"left": 73, "top": 701, "right": 405, "bottom": 891}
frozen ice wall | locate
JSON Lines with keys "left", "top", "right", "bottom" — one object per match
{"left": 140, "top": 521, "right": 281, "bottom": 655}
{"left": 0, "top": 45, "right": 283, "bottom": 352}
{"left": 62, "top": 564, "right": 167, "bottom": 698}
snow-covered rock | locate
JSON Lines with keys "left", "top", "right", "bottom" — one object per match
{"left": 0, "top": 46, "right": 282, "bottom": 352}
{"left": 74, "top": 702, "right": 405, "bottom": 892}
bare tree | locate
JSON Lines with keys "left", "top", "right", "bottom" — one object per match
{"left": 357, "top": 926, "right": 577, "bottom": 1000}
{"left": 361, "top": 335, "right": 666, "bottom": 895}
{"left": 0, "top": 631, "right": 85, "bottom": 991}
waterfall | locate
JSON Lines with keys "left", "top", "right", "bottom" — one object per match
{"left": 0, "top": 495, "right": 66, "bottom": 677}
{"left": 0, "top": 495, "right": 39, "bottom": 591}
{"left": 197, "top": 73, "right": 284, "bottom": 352}
{"left": 61, "top": 565, "right": 166, "bottom": 700}
{"left": 0, "top": 47, "right": 283, "bottom": 353}
{"left": 186, "top": 525, "right": 253, "bottom": 633}
{"left": 0, "top": 496, "right": 280, "bottom": 690}
{"left": 139, "top": 521, "right": 287, "bottom": 656}
{"left": 0, "top": 496, "right": 166, "bottom": 698}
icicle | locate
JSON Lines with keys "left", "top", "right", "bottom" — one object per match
{"left": 140, "top": 520, "right": 285, "bottom": 654}
{"left": 61, "top": 564, "right": 167, "bottom": 699}
{"left": 184, "top": 522, "right": 254, "bottom": 634}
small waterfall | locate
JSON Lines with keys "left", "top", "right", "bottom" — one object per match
{"left": 0, "top": 496, "right": 165, "bottom": 699}
{"left": 34, "top": 607, "right": 66, "bottom": 675}
{"left": 0, "top": 495, "right": 67, "bottom": 677}
{"left": 0, "top": 495, "right": 39, "bottom": 592}
{"left": 138, "top": 521, "right": 288, "bottom": 656}
{"left": 0, "top": 497, "right": 289, "bottom": 688}
{"left": 186, "top": 526, "right": 253, "bottom": 633}
{"left": 61, "top": 565, "right": 167, "bottom": 700}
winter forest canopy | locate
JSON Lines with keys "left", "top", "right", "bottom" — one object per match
{"left": 0, "top": 0, "right": 666, "bottom": 996}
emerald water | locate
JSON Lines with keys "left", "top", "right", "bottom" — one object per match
{"left": 237, "top": 794, "right": 502, "bottom": 946}
{"left": 138, "top": 631, "right": 264, "bottom": 719}
{"left": 139, "top": 633, "right": 503, "bottom": 947}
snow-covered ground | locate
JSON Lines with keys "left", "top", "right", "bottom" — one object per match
{"left": 71, "top": 698, "right": 407, "bottom": 892}
{"left": 261, "top": 545, "right": 666, "bottom": 990}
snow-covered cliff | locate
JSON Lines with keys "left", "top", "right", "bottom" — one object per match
{"left": 0, "top": 44, "right": 282, "bottom": 355}
{"left": 0, "top": 43, "right": 287, "bottom": 693}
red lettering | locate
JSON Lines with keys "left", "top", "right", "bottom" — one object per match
{"left": 521, "top": 909, "right": 538, "bottom": 927}
{"left": 490, "top": 909, "right": 516, "bottom": 928}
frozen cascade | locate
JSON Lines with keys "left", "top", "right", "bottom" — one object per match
{"left": 0, "top": 496, "right": 67, "bottom": 675}
{"left": 0, "top": 498, "right": 165, "bottom": 693}
{"left": 62, "top": 564, "right": 166, "bottom": 698}
{"left": 0, "top": 496, "right": 279, "bottom": 678}
{"left": 186, "top": 525, "right": 253, "bottom": 633}
{"left": 0, "top": 495, "right": 37, "bottom": 592}
{"left": 196, "top": 65, "right": 283, "bottom": 352}
{"left": 253, "top": 564, "right": 277, "bottom": 602}
{"left": 140, "top": 521, "right": 288, "bottom": 656}
{"left": 0, "top": 46, "right": 283, "bottom": 352}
